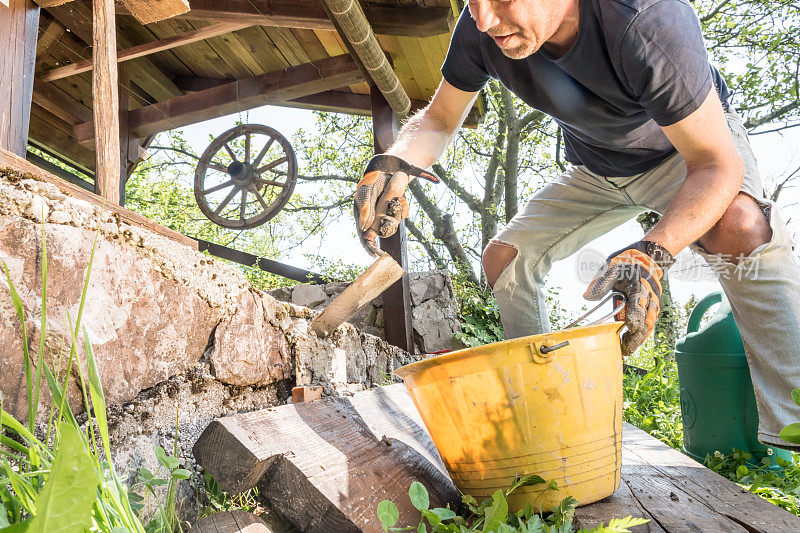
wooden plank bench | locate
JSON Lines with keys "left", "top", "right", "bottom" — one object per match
{"left": 577, "top": 424, "right": 800, "bottom": 532}
{"left": 194, "top": 384, "right": 800, "bottom": 533}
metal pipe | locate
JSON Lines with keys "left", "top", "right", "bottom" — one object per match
{"left": 322, "top": 0, "right": 411, "bottom": 116}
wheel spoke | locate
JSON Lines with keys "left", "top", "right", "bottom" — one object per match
{"left": 249, "top": 184, "right": 270, "bottom": 211}
{"left": 223, "top": 142, "right": 238, "bottom": 162}
{"left": 202, "top": 179, "right": 236, "bottom": 195}
{"left": 254, "top": 177, "right": 286, "bottom": 188}
{"left": 213, "top": 185, "right": 240, "bottom": 215}
{"left": 244, "top": 133, "right": 251, "bottom": 164}
{"left": 239, "top": 189, "right": 248, "bottom": 220}
{"left": 255, "top": 156, "right": 288, "bottom": 175}
{"left": 252, "top": 137, "right": 276, "bottom": 168}
{"left": 207, "top": 162, "right": 228, "bottom": 173}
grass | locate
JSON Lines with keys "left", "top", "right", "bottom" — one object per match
{"left": 0, "top": 219, "right": 194, "bottom": 531}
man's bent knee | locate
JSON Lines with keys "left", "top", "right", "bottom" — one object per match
{"left": 483, "top": 240, "right": 518, "bottom": 289}
{"left": 698, "top": 193, "right": 772, "bottom": 263}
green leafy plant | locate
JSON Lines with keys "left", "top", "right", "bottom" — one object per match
{"left": 454, "top": 283, "right": 504, "bottom": 348}
{"left": 199, "top": 471, "right": 263, "bottom": 518}
{"left": 133, "top": 443, "right": 191, "bottom": 533}
{"left": 622, "top": 344, "right": 683, "bottom": 450}
{"left": 778, "top": 389, "right": 800, "bottom": 445}
{"left": 706, "top": 449, "right": 800, "bottom": 516}
{"left": 375, "top": 476, "right": 648, "bottom": 533}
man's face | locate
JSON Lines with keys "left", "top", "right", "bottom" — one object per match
{"left": 468, "top": 0, "right": 571, "bottom": 59}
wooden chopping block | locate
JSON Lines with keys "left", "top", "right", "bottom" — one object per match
{"left": 310, "top": 254, "right": 404, "bottom": 338}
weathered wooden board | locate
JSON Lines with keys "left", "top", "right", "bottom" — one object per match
{"left": 193, "top": 383, "right": 460, "bottom": 533}
{"left": 121, "top": 0, "right": 190, "bottom": 26}
{"left": 575, "top": 424, "right": 800, "bottom": 532}
{"left": 74, "top": 54, "right": 363, "bottom": 140}
{"left": 0, "top": 0, "right": 39, "bottom": 156}
{"left": 190, "top": 510, "right": 270, "bottom": 533}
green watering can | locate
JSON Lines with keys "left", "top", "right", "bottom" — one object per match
{"left": 675, "top": 292, "right": 791, "bottom": 467}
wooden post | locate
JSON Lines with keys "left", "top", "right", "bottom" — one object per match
{"left": 92, "top": 0, "right": 121, "bottom": 204}
{"left": 0, "top": 0, "right": 39, "bottom": 156}
{"left": 371, "top": 85, "right": 414, "bottom": 354}
{"left": 118, "top": 62, "right": 137, "bottom": 206}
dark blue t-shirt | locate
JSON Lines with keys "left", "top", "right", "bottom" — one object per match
{"left": 441, "top": 0, "right": 731, "bottom": 176}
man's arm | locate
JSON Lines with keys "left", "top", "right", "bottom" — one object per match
{"left": 643, "top": 89, "right": 745, "bottom": 255}
{"left": 358, "top": 79, "right": 478, "bottom": 249}
{"left": 388, "top": 78, "right": 479, "bottom": 170}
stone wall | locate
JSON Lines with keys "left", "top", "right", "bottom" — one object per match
{"left": 269, "top": 270, "right": 463, "bottom": 354}
{"left": 0, "top": 167, "right": 421, "bottom": 524}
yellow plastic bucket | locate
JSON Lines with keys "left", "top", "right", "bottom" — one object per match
{"left": 394, "top": 321, "right": 624, "bottom": 511}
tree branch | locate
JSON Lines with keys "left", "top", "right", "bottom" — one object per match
{"left": 408, "top": 180, "right": 479, "bottom": 285}
{"left": 405, "top": 219, "right": 448, "bottom": 270}
{"left": 149, "top": 145, "right": 200, "bottom": 160}
{"left": 431, "top": 163, "right": 482, "bottom": 212}
{"left": 700, "top": 0, "right": 733, "bottom": 22}
{"left": 743, "top": 99, "right": 800, "bottom": 129}
{"left": 298, "top": 173, "right": 359, "bottom": 183}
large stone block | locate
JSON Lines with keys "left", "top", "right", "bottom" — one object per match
{"left": 210, "top": 290, "right": 291, "bottom": 387}
{"left": 290, "top": 283, "right": 327, "bottom": 309}
{"left": 0, "top": 216, "right": 223, "bottom": 420}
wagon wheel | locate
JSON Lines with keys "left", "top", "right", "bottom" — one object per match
{"left": 194, "top": 124, "right": 297, "bottom": 229}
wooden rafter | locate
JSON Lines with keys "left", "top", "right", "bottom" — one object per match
{"left": 31, "top": 81, "right": 93, "bottom": 124}
{"left": 46, "top": 3, "right": 181, "bottom": 101}
{"left": 74, "top": 54, "right": 363, "bottom": 141}
{"left": 35, "top": 18, "right": 65, "bottom": 56}
{"left": 40, "top": 21, "right": 252, "bottom": 82}
{"left": 119, "top": 0, "right": 453, "bottom": 38}
{"left": 33, "top": 0, "right": 73, "bottom": 7}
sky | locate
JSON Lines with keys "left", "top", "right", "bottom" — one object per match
{"left": 174, "top": 102, "right": 800, "bottom": 319}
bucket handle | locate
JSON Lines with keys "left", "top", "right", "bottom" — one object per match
{"left": 686, "top": 291, "right": 723, "bottom": 334}
{"left": 564, "top": 291, "right": 627, "bottom": 330}
{"left": 529, "top": 292, "right": 626, "bottom": 363}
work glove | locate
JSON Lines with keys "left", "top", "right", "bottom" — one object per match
{"left": 583, "top": 240, "right": 674, "bottom": 357}
{"left": 354, "top": 154, "right": 439, "bottom": 256}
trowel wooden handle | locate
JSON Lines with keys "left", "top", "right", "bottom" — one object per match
{"left": 310, "top": 254, "right": 405, "bottom": 338}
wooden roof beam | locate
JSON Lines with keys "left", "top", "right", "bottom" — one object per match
{"left": 31, "top": 81, "right": 93, "bottom": 125}
{"left": 40, "top": 21, "right": 252, "bottom": 82}
{"left": 74, "top": 54, "right": 363, "bottom": 141}
{"left": 171, "top": 76, "right": 433, "bottom": 115}
{"left": 124, "top": 0, "right": 453, "bottom": 38}
{"left": 46, "top": 3, "right": 182, "bottom": 101}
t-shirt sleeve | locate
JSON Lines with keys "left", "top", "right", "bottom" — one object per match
{"left": 440, "top": 7, "right": 491, "bottom": 93}
{"left": 620, "top": 0, "right": 713, "bottom": 126}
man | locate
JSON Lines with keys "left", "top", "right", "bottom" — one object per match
{"left": 353, "top": 0, "right": 800, "bottom": 449}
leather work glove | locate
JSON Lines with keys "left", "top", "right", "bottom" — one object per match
{"left": 354, "top": 154, "right": 439, "bottom": 256}
{"left": 583, "top": 240, "right": 675, "bottom": 357}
